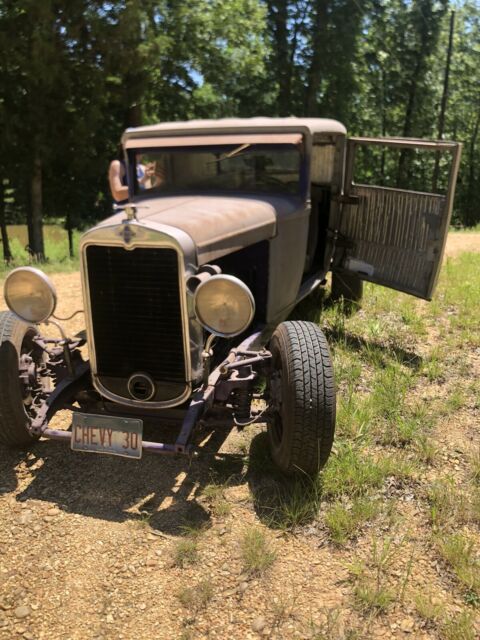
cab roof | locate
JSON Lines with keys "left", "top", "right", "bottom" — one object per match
{"left": 122, "top": 117, "right": 346, "bottom": 145}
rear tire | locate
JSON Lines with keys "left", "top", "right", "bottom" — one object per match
{"left": 267, "top": 321, "right": 335, "bottom": 475}
{"left": 331, "top": 272, "right": 363, "bottom": 304}
{"left": 0, "top": 311, "right": 40, "bottom": 447}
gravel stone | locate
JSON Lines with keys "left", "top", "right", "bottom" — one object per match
{"left": 252, "top": 617, "right": 266, "bottom": 633}
{"left": 14, "top": 605, "right": 31, "bottom": 619}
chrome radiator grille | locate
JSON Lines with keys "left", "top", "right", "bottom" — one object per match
{"left": 86, "top": 245, "right": 186, "bottom": 399}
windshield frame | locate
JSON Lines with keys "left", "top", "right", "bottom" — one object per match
{"left": 126, "top": 138, "right": 308, "bottom": 201}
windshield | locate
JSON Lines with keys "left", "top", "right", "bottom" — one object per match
{"left": 131, "top": 143, "right": 303, "bottom": 197}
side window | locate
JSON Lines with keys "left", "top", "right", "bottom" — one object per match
{"left": 352, "top": 144, "right": 451, "bottom": 195}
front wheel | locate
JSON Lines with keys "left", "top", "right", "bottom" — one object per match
{"left": 0, "top": 311, "right": 46, "bottom": 447}
{"left": 267, "top": 321, "right": 336, "bottom": 475}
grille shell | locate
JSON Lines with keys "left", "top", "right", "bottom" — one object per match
{"left": 85, "top": 245, "right": 188, "bottom": 403}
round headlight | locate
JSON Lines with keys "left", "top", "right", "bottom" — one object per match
{"left": 194, "top": 275, "right": 255, "bottom": 337}
{"left": 4, "top": 267, "right": 57, "bottom": 323}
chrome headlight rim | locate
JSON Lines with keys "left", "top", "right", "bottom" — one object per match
{"left": 4, "top": 267, "right": 57, "bottom": 324}
{"left": 193, "top": 274, "right": 255, "bottom": 338}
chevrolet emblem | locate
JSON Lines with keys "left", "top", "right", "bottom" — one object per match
{"left": 119, "top": 224, "right": 136, "bottom": 244}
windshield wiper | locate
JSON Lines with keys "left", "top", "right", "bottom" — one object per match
{"left": 208, "top": 143, "right": 252, "bottom": 164}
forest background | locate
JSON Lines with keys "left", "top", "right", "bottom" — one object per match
{"left": 0, "top": 0, "right": 479, "bottom": 261}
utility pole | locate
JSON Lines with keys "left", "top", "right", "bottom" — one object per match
{"left": 432, "top": 10, "right": 455, "bottom": 192}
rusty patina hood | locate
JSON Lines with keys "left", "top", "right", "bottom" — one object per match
{"left": 98, "top": 193, "right": 303, "bottom": 264}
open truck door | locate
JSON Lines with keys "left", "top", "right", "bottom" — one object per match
{"left": 332, "top": 137, "right": 462, "bottom": 300}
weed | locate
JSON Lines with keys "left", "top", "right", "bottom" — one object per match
{"left": 470, "top": 488, "right": 480, "bottom": 525}
{"left": 413, "top": 591, "right": 443, "bottom": 622}
{"left": 334, "top": 350, "right": 363, "bottom": 388}
{"left": 323, "top": 300, "right": 347, "bottom": 338}
{"left": 443, "top": 389, "right": 466, "bottom": 414}
{"left": 428, "top": 479, "right": 474, "bottom": 529}
{"left": 440, "top": 610, "right": 476, "bottom": 640}
{"left": 414, "top": 434, "right": 438, "bottom": 465}
{"left": 324, "top": 497, "right": 380, "bottom": 545}
{"left": 177, "top": 580, "right": 213, "bottom": 612}
{"left": 376, "top": 401, "right": 431, "bottom": 448}
{"left": 241, "top": 526, "right": 276, "bottom": 574}
{"left": 377, "top": 414, "right": 417, "bottom": 447}
{"left": 268, "top": 586, "right": 300, "bottom": 633}
{"left": 468, "top": 447, "right": 480, "bottom": 485}
{"left": 173, "top": 538, "right": 199, "bottom": 568}
{"left": 322, "top": 444, "right": 412, "bottom": 499}
{"left": 464, "top": 589, "right": 480, "bottom": 607}
{"left": 400, "top": 302, "right": 426, "bottom": 335}
{"left": 307, "top": 608, "right": 363, "bottom": 640}
{"left": 336, "top": 388, "right": 372, "bottom": 441}
{"left": 353, "top": 577, "right": 394, "bottom": 613}
{"left": 422, "top": 349, "right": 444, "bottom": 382}
{"left": 202, "top": 482, "right": 232, "bottom": 518}
{"left": 134, "top": 510, "right": 153, "bottom": 528}
{"left": 179, "top": 520, "right": 208, "bottom": 538}
{"left": 437, "top": 532, "right": 480, "bottom": 595}
{"left": 251, "top": 463, "right": 322, "bottom": 530}
{"left": 369, "top": 364, "right": 412, "bottom": 424}
{"left": 349, "top": 536, "right": 402, "bottom": 615}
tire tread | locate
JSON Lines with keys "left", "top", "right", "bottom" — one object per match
{"left": 0, "top": 311, "right": 37, "bottom": 447}
{"left": 269, "top": 320, "right": 335, "bottom": 475}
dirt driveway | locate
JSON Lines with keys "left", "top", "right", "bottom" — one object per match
{"left": 442, "top": 231, "right": 480, "bottom": 258}
{"left": 0, "top": 233, "right": 479, "bottom": 640}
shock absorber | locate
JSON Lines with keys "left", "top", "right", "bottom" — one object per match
{"left": 232, "top": 387, "right": 252, "bottom": 425}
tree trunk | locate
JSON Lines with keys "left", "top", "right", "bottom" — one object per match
{"left": 268, "top": 0, "right": 292, "bottom": 115}
{"left": 397, "top": 13, "right": 433, "bottom": 186}
{"left": 432, "top": 10, "right": 455, "bottom": 192}
{"left": 0, "top": 182, "right": 12, "bottom": 263}
{"left": 29, "top": 153, "right": 45, "bottom": 261}
{"left": 304, "top": 0, "right": 328, "bottom": 116}
{"left": 465, "top": 109, "right": 480, "bottom": 227}
{"left": 66, "top": 213, "right": 74, "bottom": 258}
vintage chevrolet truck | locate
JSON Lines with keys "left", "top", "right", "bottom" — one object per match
{"left": 0, "top": 118, "right": 461, "bottom": 474}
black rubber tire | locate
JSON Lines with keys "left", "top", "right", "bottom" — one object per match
{"left": 331, "top": 272, "right": 363, "bottom": 304}
{"left": 0, "top": 311, "right": 39, "bottom": 447}
{"left": 267, "top": 321, "right": 336, "bottom": 475}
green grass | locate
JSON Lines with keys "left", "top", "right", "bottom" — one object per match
{"left": 438, "top": 254, "right": 480, "bottom": 347}
{"left": 177, "top": 580, "right": 214, "bottom": 612}
{"left": 413, "top": 591, "right": 443, "bottom": 623}
{"left": 440, "top": 611, "right": 477, "bottom": 640}
{"left": 325, "top": 496, "right": 380, "bottom": 545}
{"left": 264, "top": 478, "right": 322, "bottom": 530}
{"left": 436, "top": 532, "right": 480, "bottom": 596}
{"left": 468, "top": 447, "right": 480, "bottom": 485}
{"left": 321, "top": 444, "right": 413, "bottom": 499}
{"left": 450, "top": 223, "right": 480, "bottom": 232}
{"left": 348, "top": 536, "right": 402, "bottom": 615}
{"left": 173, "top": 538, "right": 199, "bottom": 568}
{"left": 0, "top": 224, "right": 81, "bottom": 275}
{"left": 240, "top": 526, "right": 276, "bottom": 574}
{"left": 202, "top": 481, "right": 232, "bottom": 518}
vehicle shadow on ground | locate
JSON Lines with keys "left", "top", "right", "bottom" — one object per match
{"left": 291, "top": 288, "right": 423, "bottom": 370}
{"left": 0, "top": 448, "right": 32, "bottom": 495}
{"left": 324, "top": 328, "right": 424, "bottom": 370}
{"left": 7, "top": 417, "right": 244, "bottom": 536}
{"left": 246, "top": 431, "right": 322, "bottom": 530}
